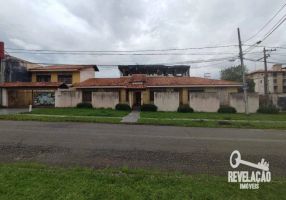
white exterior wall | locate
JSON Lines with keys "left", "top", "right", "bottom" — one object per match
{"left": 229, "top": 93, "right": 259, "bottom": 113}
{"left": 189, "top": 93, "right": 220, "bottom": 112}
{"left": 1, "top": 88, "right": 8, "bottom": 107}
{"left": 252, "top": 73, "right": 275, "bottom": 94}
{"left": 55, "top": 89, "right": 82, "bottom": 107}
{"left": 80, "top": 68, "right": 95, "bottom": 82}
{"left": 92, "top": 92, "right": 119, "bottom": 109}
{"left": 154, "top": 91, "right": 179, "bottom": 111}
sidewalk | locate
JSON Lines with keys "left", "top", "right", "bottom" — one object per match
{"left": 121, "top": 111, "right": 140, "bottom": 123}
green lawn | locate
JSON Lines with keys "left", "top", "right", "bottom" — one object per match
{"left": 28, "top": 108, "right": 129, "bottom": 117}
{"left": 0, "top": 163, "right": 285, "bottom": 200}
{"left": 0, "top": 114, "right": 121, "bottom": 124}
{"left": 139, "top": 118, "right": 286, "bottom": 129}
{"left": 140, "top": 111, "right": 286, "bottom": 121}
{"left": 139, "top": 111, "right": 286, "bottom": 129}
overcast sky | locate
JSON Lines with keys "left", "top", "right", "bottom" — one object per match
{"left": 1, "top": 0, "right": 286, "bottom": 78}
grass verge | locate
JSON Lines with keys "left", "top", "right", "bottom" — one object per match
{"left": 140, "top": 111, "right": 286, "bottom": 121}
{"left": 28, "top": 108, "right": 129, "bottom": 117}
{"left": 0, "top": 114, "right": 121, "bottom": 124}
{"left": 0, "top": 163, "right": 285, "bottom": 200}
{"left": 139, "top": 118, "right": 286, "bottom": 129}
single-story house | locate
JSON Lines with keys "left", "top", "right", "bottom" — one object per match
{"left": 71, "top": 74, "right": 247, "bottom": 112}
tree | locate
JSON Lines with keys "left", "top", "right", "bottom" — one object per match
{"left": 220, "top": 65, "right": 254, "bottom": 92}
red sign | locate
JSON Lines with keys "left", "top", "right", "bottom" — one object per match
{"left": 0, "top": 42, "right": 4, "bottom": 59}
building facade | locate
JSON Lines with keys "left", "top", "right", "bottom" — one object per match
{"left": 75, "top": 74, "right": 242, "bottom": 111}
{"left": 248, "top": 64, "right": 286, "bottom": 95}
{"left": 29, "top": 65, "right": 98, "bottom": 85}
{"left": 0, "top": 65, "right": 98, "bottom": 108}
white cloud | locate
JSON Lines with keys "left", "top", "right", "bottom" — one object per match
{"left": 1, "top": 0, "right": 286, "bottom": 78}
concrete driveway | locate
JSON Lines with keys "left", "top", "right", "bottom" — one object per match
{"left": 0, "top": 120, "right": 285, "bottom": 176}
{"left": 0, "top": 108, "right": 28, "bottom": 115}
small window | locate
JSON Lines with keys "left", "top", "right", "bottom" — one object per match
{"left": 82, "top": 91, "right": 92, "bottom": 103}
{"left": 273, "top": 72, "right": 277, "bottom": 77}
{"left": 58, "top": 73, "right": 72, "bottom": 84}
{"left": 36, "top": 74, "right": 51, "bottom": 82}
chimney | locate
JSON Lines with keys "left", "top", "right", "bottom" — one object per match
{"left": 272, "top": 64, "right": 282, "bottom": 71}
{"left": 0, "top": 41, "right": 4, "bottom": 59}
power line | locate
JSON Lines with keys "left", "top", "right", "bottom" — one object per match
{"left": 3, "top": 56, "right": 237, "bottom": 67}
{"left": 6, "top": 51, "right": 240, "bottom": 56}
{"left": 244, "top": 2, "right": 286, "bottom": 43}
{"left": 5, "top": 44, "right": 238, "bottom": 53}
{"left": 260, "top": 14, "right": 286, "bottom": 42}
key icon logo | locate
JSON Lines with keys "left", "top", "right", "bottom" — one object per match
{"left": 230, "top": 150, "right": 269, "bottom": 171}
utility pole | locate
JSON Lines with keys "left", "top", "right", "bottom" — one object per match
{"left": 262, "top": 48, "right": 276, "bottom": 96}
{"left": 237, "top": 28, "right": 248, "bottom": 115}
{"left": 263, "top": 47, "right": 269, "bottom": 96}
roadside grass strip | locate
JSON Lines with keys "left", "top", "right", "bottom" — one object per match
{"left": 0, "top": 163, "right": 285, "bottom": 200}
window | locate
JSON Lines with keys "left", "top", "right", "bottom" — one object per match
{"left": 58, "top": 73, "right": 72, "bottom": 84}
{"left": 274, "top": 79, "right": 277, "bottom": 84}
{"left": 36, "top": 74, "right": 51, "bottom": 82}
{"left": 82, "top": 91, "right": 92, "bottom": 103}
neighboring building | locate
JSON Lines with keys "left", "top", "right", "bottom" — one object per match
{"left": 29, "top": 65, "right": 99, "bottom": 85}
{"left": 248, "top": 64, "right": 286, "bottom": 95}
{"left": 0, "top": 65, "right": 98, "bottom": 108}
{"left": 118, "top": 65, "right": 190, "bottom": 77}
{"left": 0, "top": 54, "right": 42, "bottom": 106}
{"left": 0, "top": 55, "right": 40, "bottom": 83}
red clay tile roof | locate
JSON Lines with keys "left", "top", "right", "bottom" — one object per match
{"left": 0, "top": 82, "right": 67, "bottom": 88}
{"left": 29, "top": 65, "right": 99, "bottom": 72}
{"left": 74, "top": 77, "right": 130, "bottom": 88}
{"left": 76, "top": 74, "right": 241, "bottom": 88}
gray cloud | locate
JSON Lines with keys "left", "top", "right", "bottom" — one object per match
{"left": 1, "top": 0, "right": 286, "bottom": 78}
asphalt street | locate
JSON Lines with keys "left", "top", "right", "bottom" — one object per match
{"left": 0, "top": 120, "right": 285, "bottom": 176}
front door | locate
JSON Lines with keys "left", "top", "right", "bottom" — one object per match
{"left": 133, "top": 91, "right": 141, "bottom": 109}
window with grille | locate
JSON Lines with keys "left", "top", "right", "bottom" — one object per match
{"left": 36, "top": 74, "right": 51, "bottom": 82}
{"left": 58, "top": 73, "right": 72, "bottom": 84}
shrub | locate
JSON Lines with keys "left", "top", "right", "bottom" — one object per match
{"left": 76, "top": 102, "right": 93, "bottom": 109}
{"left": 177, "top": 104, "right": 194, "bottom": 113}
{"left": 217, "top": 106, "right": 237, "bottom": 113}
{"left": 257, "top": 104, "right": 279, "bottom": 114}
{"left": 115, "top": 103, "right": 131, "bottom": 111}
{"left": 141, "top": 104, "right": 157, "bottom": 112}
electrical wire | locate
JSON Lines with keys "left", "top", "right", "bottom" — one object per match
{"left": 244, "top": 2, "right": 286, "bottom": 43}
{"left": 5, "top": 44, "right": 238, "bottom": 53}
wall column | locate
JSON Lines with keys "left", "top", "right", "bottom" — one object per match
{"left": 180, "top": 88, "right": 189, "bottom": 105}
{"left": 120, "top": 89, "right": 127, "bottom": 103}
{"left": 142, "top": 89, "right": 150, "bottom": 104}
{"left": 1, "top": 88, "right": 8, "bottom": 107}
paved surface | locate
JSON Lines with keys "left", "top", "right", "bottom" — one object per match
{"left": 0, "top": 108, "right": 28, "bottom": 115}
{"left": 0, "top": 120, "right": 286, "bottom": 176}
{"left": 121, "top": 111, "right": 140, "bottom": 123}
